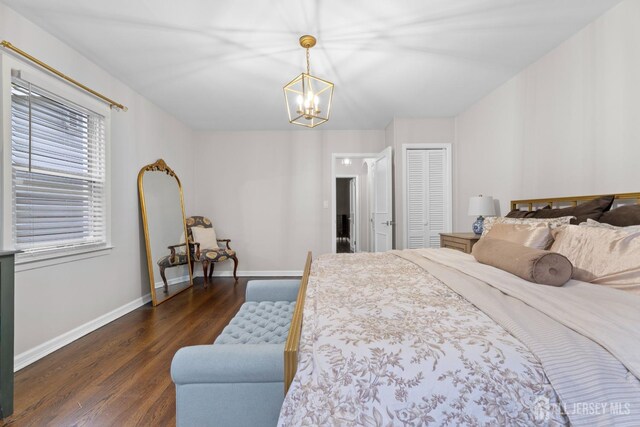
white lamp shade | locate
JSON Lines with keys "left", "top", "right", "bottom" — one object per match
{"left": 468, "top": 196, "right": 496, "bottom": 217}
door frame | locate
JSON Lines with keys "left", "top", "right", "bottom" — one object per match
{"left": 401, "top": 143, "right": 453, "bottom": 250}
{"left": 331, "top": 153, "right": 378, "bottom": 253}
{"left": 335, "top": 174, "right": 359, "bottom": 252}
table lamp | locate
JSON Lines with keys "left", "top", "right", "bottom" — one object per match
{"left": 468, "top": 195, "right": 496, "bottom": 234}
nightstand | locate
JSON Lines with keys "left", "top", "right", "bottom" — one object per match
{"left": 439, "top": 232, "right": 480, "bottom": 254}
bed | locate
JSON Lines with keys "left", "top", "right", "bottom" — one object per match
{"left": 280, "top": 193, "right": 640, "bottom": 426}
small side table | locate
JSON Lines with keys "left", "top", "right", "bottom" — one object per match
{"left": 439, "top": 232, "right": 480, "bottom": 254}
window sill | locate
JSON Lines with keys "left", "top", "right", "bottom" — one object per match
{"left": 15, "top": 246, "right": 114, "bottom": 272}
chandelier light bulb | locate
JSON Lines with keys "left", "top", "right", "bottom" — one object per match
{"left": 296, "top": 95, "right": 303, "bottom": 112}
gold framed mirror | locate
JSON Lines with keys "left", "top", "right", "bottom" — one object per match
{"left": 138, "top": 159, "right": 193, "bottom": 306}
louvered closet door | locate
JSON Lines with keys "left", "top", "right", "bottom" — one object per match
{"left": 406, "top": 149, "right": 447, "bottom": 249}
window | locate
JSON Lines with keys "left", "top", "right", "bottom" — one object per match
{"left": 10, "top": 76, "right": 107, "bottom": 256}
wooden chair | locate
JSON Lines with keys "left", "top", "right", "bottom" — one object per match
{"left": 156, "top": 243, "right": 189, "bottom": 293}
{"left": 186, "top": 216, "right": 239, "bottom": 283}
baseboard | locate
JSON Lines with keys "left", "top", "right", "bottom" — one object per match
{"left": 154, "top": 274, "right": 189, "bottom": 289}
{"left": 14, "top": 293, "right": 152, "bottom": 371}
{"left": 192, "top": 270, "right": 303, "bottom": 277}
{"left": 15, "top": 271, "right": 300, "bottom": 371}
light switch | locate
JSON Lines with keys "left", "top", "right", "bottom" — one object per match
{"left": 323, "top": 200, "right": 329, "bottom": 209}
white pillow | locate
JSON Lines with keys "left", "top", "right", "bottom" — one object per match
{"left": 191, "top": 226, "right": 218, "bottom": 251}
{"left": 580, "top": 218, "right": 640, "bottom": 234}
{"left": 175, "top": 232, "right": 187, "bottom": 255}
{"left": 550, "top": 225, "right": 640, "bottom": 294}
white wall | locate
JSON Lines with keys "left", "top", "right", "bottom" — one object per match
{"left": 455, "top": 0, "right": 640, "bottom": 231}
{"left": 385, "top": 118, "right": 456, "bottom": 248}
{"left": 0, "top": 4, "right": 195, "bottom": 363}
{"left": 191, "top": 130, "right": 385, "bottom": 272}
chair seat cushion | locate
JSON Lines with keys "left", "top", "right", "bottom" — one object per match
{"left": 157, "top": 254, "right": 188, "bottom": 268}
{"left": 204, "top": 248, "right": 236, "bottom": 262}
{"left": 214, "top": 301, "right": 296, "bottom": 345}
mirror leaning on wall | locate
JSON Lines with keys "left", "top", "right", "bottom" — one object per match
{"left": 137, "top": 159, "right": 193, "bottom": 306}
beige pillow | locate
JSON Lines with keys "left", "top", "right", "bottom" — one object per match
{"left": 472, "top": 237, "right": 573, "bottom": 286}
{"left": 191, "top": 226, "right": 218, "bottom": 251}
{"left": 482, "top": 216, "right": 574, "bottom": 237}
{"left": 484, "top": 222, "right": 554, "bottom": 250}
{"left": 550, "top": 225, "right": 640, "bottom": 294}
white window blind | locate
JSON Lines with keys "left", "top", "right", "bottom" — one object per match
{"left": 11, "top": 77, "right": 107, "bottom": 255}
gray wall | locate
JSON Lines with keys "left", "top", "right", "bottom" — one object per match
{"left": 455, "top": 0, "right": 638, "bottom": 229}
{"left": 385, "top": 118, "right": 456, "bottom": 249}
{"left": 191, "top": 130, "right": 386, "bottom": 272}
{"left": 0, "top": 3, "right": 196, "bottom": 362}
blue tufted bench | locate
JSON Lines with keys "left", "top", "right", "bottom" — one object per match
{"left": 214, "top": 301, "right": 295, "bottom": 345}
{"left": 171, "top": 279, "right": 300, "bottom": 427}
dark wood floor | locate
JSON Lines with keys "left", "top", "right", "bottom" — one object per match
{"left": 0, "top": 276, "right": 275, "bottom": 427}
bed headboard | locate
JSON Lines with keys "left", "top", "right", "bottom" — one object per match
{"left": 510, "top": 192, "right": 640, "bottom": 211}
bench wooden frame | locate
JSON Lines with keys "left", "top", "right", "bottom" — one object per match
{"left": 284, "top": 251, "right": 312, "bottom": 394}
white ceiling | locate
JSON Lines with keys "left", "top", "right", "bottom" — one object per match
{"left": 2, "top": 0, "right": 623, "bottom": 130}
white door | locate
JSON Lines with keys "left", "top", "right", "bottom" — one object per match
{"left": 373, "top": 147, "right": 393, "bottom": 252}
{"left": 406, "top": 148, "right": 449, "bottom": 249}
{"left": 367, "top": 160, "right": 375, "bottom": 252}
{"left": 349, "top": 178, "right": 357, "bottom": 252}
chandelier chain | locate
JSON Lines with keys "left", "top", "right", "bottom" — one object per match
{"left": 306, "top": 48, "right": 310, "bottom": 75}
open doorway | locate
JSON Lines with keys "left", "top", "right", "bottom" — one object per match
{"left": 336, "top": 176, "right": 358, "bottom": 253}
{"left": 331, "top": 150, "right": 393, "bottom": 253}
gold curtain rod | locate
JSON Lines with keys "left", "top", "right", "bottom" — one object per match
{"left": 1, "top": 40, "right": 127, "bottom": 111}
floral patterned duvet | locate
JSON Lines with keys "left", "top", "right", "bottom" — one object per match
{"left": 278, "top": 252, "right": 567, "bottom": 426}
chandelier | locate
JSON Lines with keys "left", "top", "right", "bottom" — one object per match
{"left": 283, "top": 35, "right": 334, "bottom": 128}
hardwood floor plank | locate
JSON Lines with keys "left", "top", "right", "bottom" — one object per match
{"left": 1, "top": 276, "right": 289, "bottom": 426}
